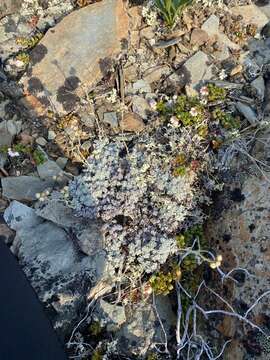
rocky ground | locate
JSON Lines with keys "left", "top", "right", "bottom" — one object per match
{"left": 1, "top": 0, "right": 270, "bottom": 359}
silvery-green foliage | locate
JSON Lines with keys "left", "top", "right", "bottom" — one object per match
{"left": 68, "top": 126, "right": 209, "bottom": 277}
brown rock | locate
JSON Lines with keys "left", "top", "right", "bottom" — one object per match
{"left": 120, "top": 113, "right": 145, "bottom": 132}
{"left": 230, "top": 64, "right": 243, "bottom": 77}
{"left": 143, "top": 65, "right": 171, "bottom": 84}
{"left": 128, "top": 6, "right": 142, "bottom": 30}
{"left": 190, "top": 29, "right": 209, "bottom": 46}
{"left": 231, "top": 4, "right": 268, "bottom": 31}
{"left": 21, "top": 0, "right": 129, "bottom": 116}
{"left": 140, "top": 27, "right": 155, "bottom": 40}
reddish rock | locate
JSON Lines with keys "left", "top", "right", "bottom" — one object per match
{"left": 190, "top": 28, "right": 209, "bottom": 46}
{"left": 21, "top": 0, "right": 129, "bottom": 115}
{"left": 120, "top": 113, "right": 145, "bottom": 132}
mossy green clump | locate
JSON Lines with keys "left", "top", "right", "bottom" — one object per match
{"left": 157, "top": 95, "right": 205, "bottom": 126}
{"left": 207, "top": 83, "right": 226, "bottom": 102}
{"left": 176, "top": 224, "right": 205, "bottom": 249}
{"left": 146, "top": 352, "right": 159, "bottom": 360}
{"left": 16, "top": 32, "right": 43, "bottom": 49}
{"left": 32, "top": 149, "right": 46, "bottom": 165}
{"left": 16, "top": 52, "right": 30, "bottom": 65}
{"left": 212, "top": 108, "right": 240, "bottom": 130}
{"left": 91, "top": 349, "right": 103, "bottom": 360}
{"left": 13, "top": 143, "right": 32, "bottom": 154}
{"left": 88, "top": 321, "right": 102, "bottom": 337}
{"left": 0, "top": 145, "right": 9, "bottom": 154}
{"left": 150, "top": 263, "right": 181, "bottom": 295}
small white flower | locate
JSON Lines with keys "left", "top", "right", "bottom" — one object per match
{"left": 8, "top": 148, "right": 19, "bottom": 157}
{"left": 149, "top": 38, "right": 156, "bottom": 46}
{"left": 219, "top": 69, "right": 227, "bottom": 80}
{"left": 200, "top": 98, "right": 208, "bottom": 105}
{"left": 190, "top": 107, "right": 198, "bottom": 117}
{"left": 170, "top": 116, "right": 179, "bottom": 128}
{"left": 200, "top": 86, "right": 209, "bottom": 97}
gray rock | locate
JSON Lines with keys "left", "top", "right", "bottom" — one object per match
{"left": 74, "top": 223, "right": 104, "bottom": 256}
{"left": 251, "top": 76, "right": 265, "bottom": 101}
{"left": 143, "top": 65, "right": 170, "bottom": 84}
{"left": 35, "top": 198, "right": 80, "bottom": 228}
{"left": 1, "top": 176, "right": 53, "bottom": 201}
{"left": 132, "top": 96, "right": 151, "bottom": 120}
{"left": 4, "top": 201, "right": 43, "bottom": 231}
{"left": 246, "top": 38, "right": 270, "bottom": 68}
{"left": 201, "top": 14, "right": 219, "bottom": 35}
{"left": 20, "top": 0, "right": 129, "bottom": 116}
{"left": 37, "top": 160, "right": 63, "bottom": 180}
{"left": 231, "top": 4, "right": 268, "bottom": 31}
{"left": 80, "top": 113, "right": 96, "bottom": 128}
{"left": 132, "top": 79, "right": 152, "bottom": 94}
{"left": 36, "top": 198, "right": 104, "bottom": 256}
{"left": 260, "top": 4, "right": 270, "bottom": 20}
{"left": 0, "top": 153, "right": 7, "bottom": 168}
{"left": 7, "top": 119, "right": 21, "bottom": 136}
{"left": 36, "top": 137, "right": 47, "bottom": 146}
{"left": 236, "top": 102, "right": 258, "bottom": 124}
{"left": 13, "top": 220, "right": 103, "bottom": 337}
{"left": 96, "top": 299, "right": 126, "bottom": 332}
{"left": 103, "top": 112, "right": 118, "bottom": 128}
{"left": 48, "top": 130, "right": 56, "bottom": 140}
{"left": 117, "top": 296, "right": 175, "bottom": 356}
{"left": 0, "top": 0, "right": 21, "bottom": 17}
{"left": 201, "top": 15, "right": 240, "bottom": 57}
{"left": 183, "top": 51, "right": 213, "bottom": 91}
{"left": 56, "top": 157, "right": 68, "bottom": 169}
{"left": 0, "top": 120, "right": 13, "bottom": 147}
{"left": 241, "top": 55, "right": 261, "bottom": 80}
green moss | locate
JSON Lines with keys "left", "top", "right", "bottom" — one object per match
{"left": 207, "top": 84, "right": 226, "bottom": 102}
{"left": 150, "top": 263, "right": 181, "bottom": 295}
{"left": 212, "top": 108, "right": 240, "bottom": 130}
{"left": 197, "top": 124, "right": 209, "bottom": 138}
{"left": 0, "top": 145, "right": 8, "bottom": 154}
{"left": 16, "top": 32, "right": 43, "bottom": 49}
{"left": 13, "top": 144, "right": 31, "bottom": 154}
{"left": 91, "top": 349, "right": 103, "bottom": 360}
{"left": 176, "top": 224, "right": 205, "bottom": 249}
{"left": 16, "top": 52, "right": 30, "bottom": 64}
{"left": 32, "top": 149, "right": 46, "bottom": 165}
{"left": 173, "top": 165, "right": 187, "bottom": 176}
{"left": 88, "top": 321, "right": 102, "bottom": 336}
{"left": 146, "top": 352, "right": 159, "bottom": 360}
{"left": 157, "top": 95, "right": 205, "bottom": 127}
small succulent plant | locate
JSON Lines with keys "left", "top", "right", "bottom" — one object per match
{"left": 155, "top": 0, "right": 191, "bottom": 27}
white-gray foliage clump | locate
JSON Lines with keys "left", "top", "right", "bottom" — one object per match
{"left": 68, "top": 125, "right": 209, "bottom": 277}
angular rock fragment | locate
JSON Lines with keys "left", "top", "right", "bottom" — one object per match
{"left": 1, "top": 176, "right": 53, "bottom": 201}
{"left": 231, "top": 4, "right": 268, "bottom": 31}
{"left": 4, "top": 201, "right": 43, "bottom": 231}
{"left": 236, "top": 102, "right": 258, "bottom": 124}
{"left": 120, "top": 112, "right": 145, "bottom": 132}
{"left": 20, "top": 0, "right": 129, "bottom": 115}
{"left": 183, "top": 51, "right": 213, "bottom": 92}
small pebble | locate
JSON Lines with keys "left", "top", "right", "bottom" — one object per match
{"left": 36, "top": 137, "right": 47, "bottom": 146}
{"left": 48, "top": 130, "right": 56, "bottom": 140}
{"left": 56, "top": 157, "right": 68, "bottom": 170}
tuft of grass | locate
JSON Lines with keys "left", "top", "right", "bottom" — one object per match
{"left": 155, "top": 0, "right": 191, "bottom": 27}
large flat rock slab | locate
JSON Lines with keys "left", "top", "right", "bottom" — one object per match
{"left": 20, "top": 0, "right": 129, "bottom": 115}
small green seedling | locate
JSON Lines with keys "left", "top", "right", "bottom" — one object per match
{"left": 155, "top": 0, "right": 191, "bottom": 27}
